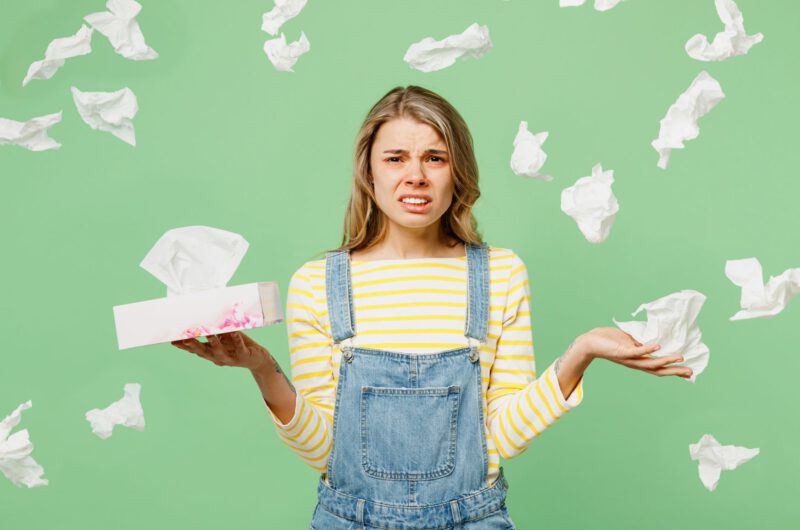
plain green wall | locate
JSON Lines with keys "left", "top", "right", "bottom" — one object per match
{"left": 1, "top": 1, "right": 798, "bottom": 528}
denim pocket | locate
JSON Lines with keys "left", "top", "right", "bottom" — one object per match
{"left": 360, "top": 385, "right": 461, "bottom": 480}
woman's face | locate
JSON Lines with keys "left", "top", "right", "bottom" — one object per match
{"left": 369, "top": 117, "right": 454, "bottom": 236}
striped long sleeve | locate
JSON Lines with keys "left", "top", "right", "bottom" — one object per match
{"left": 268, "top": 248, "right": 585, "bottom": 484}
{"left": 486, "top": 253, "right": 584, "bottom": 460}
{"left": 265, "top": 268, "right": 334, "bottom": 473}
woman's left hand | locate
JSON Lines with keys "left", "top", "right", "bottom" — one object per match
{"left": 575, "top": 327, "right": 693, "bottom": 379}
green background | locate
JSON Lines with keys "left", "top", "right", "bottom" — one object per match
{"left": 1, "top": 0, "right": 797, "bottom": 528}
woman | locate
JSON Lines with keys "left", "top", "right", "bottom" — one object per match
{"left": 172, "top": 85, "right": 692, "bottom": 529}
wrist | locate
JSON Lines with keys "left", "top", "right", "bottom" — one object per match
{"left": 569, "top": 334, "right": 595, "bottom": 363}
{"left": 249, "top": 347, "right": 273, "bottom": 374}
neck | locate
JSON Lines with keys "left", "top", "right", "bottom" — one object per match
{"left": 369, "top": 223, "right": 461, "bottom": 259}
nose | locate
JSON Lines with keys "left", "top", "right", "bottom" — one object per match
{"left": 405, "top": 158, "right": 428, "bottom": 186}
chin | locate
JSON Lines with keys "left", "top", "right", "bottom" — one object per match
{"left": 390, "top": 214, "right": 441, "bottom": 229}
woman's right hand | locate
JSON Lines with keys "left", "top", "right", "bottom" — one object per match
{"left": 171, "top": 331, "right": 271, "bottom": 371}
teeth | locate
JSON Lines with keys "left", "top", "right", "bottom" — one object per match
{"left": 402, "top": 198, "right": 429, "bottom": 204}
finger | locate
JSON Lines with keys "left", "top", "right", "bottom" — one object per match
{"left": 626, "top": 342, "right": 661, "bottom": 359}
{"left": 171, "top": 339, "right": 223, "bottom": 365}
{"left": 171, "top": 339, "right": 191, "bottom": 351}
{"left": 233, "top": 332, "right": 249, "bottom": 353}
{"left": 217, "top": 332, "right": 239, "bottom": 357}
{"left": 616, "top": 354, "right": 684, "bottom": 371}
{"left": 648, "top": 366, "right": 693, "bottom": 378}
{"left": 619, "top": 331, "right": 643, "bottom": 347}
{"left": 206, "top": 334, "right": 234, "bottom": 364}
{"left": 238, "top": 331, "right": 257, "bottom": 347}
{"left": 206, "top": 334, "right": 226, "bottom": 355}
{"left": 172, "top": 338, "right": 207, "bottom": 356}
{"left": 625, "top": 333, "right": 643, "bottom": 348}
{"left": 194, "top": 346, "right": 224, "bottom": 365}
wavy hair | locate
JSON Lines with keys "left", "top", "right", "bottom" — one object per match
{"left": 319, "top": 86, "right": 483, "bottom": 257}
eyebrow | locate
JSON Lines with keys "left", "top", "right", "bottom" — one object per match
{"left": 382, "top": 149, "right": 448, "bottom": 155}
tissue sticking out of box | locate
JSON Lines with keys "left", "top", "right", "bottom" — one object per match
{"left": 113, "top": 226, "right": 283, "bottom": 349}
{"left": 140, "top": 225, "right": 250, "bottom": 297}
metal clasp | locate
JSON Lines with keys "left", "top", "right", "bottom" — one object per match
{"left": 468, "top": 348, "right": 480, "bottom": 363}
{"left": 342, "top": 349, "right": 354, "bottom": 363}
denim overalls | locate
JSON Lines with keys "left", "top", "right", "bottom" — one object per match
{"left": 309, "top": 242, "right": 516, "bottom": 530}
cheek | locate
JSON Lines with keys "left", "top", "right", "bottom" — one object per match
{"left": 373, "top": 182, "right": 396, "bottom": 206}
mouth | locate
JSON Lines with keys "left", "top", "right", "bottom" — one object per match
{"left": 398, "top": 196, "right": 432, "bottom": 213}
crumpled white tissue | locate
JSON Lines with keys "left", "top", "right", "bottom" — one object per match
{"left": 0, "top": 112, "right": 63, "bottom": 152}
{"left": 560, "top": 0, "right": 624, "bottom": 11}
{"left": 651, "top": 71, "right": 725, "bottom": 169}
{"left": 71, "top": 86, "right": 138, "bottom": 146}
{"left": 263, "top": 32, "right": 310, "bottom": 72}
{"left": 0, "top": 401, "right": 48, "bottom": 488}
{"left": 84, "top": 0, "right": 158, "bottom": 61}
{"left": 140, "top": 226, "right": 250, "bottom": 297}
{"left": 510, "top": 121, "right": 551, "bottom": 181}
{"left": 689, "top": 434, "right": 759, "bottom": 491}
{"left": 403, "top": 23, "right": 492, "bottom": 73}
{"left": 85, "top": 384, "right": 145, "bottom": 439}
{"left": 614, "top": 290, "right": 709, "bottom": 382}
{"left": 686, "top": 0, "right": 763, "bottom": 62}
{"left": 725, "top": 258, "right": 800, "bottom": 320}
{"left": 23, "top": 24, "right": 93, "bottom": 87}
{"left": 560, "top": 163, "right": 618, "bottom": 243}
{"left": 262, "top": 0, "right": 308, "bottom": 36}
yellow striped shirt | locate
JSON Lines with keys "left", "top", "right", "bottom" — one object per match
{"left": 268, "top": 247, "right": 585, "bottom": 486}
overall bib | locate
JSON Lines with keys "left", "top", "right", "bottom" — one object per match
{"left": 309, "top": 243, "right": 516, "bottom": 530}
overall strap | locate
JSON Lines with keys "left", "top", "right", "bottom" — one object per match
{"left": 325, "top": 249, "right": 356, "bottom": 344}
{"left": 464, "top": 242, "right": 490, "bottom": 344}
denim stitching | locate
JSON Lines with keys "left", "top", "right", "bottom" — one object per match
{"left": 360, "top": 387, "right": 460, "bottom": 481}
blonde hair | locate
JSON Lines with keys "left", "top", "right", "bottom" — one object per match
{"left": 318, "top": 85, "right": 484, "bottom": 258}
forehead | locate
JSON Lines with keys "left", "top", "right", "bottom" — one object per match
{"left": 373, "top": 117, "right": 446, "bottom": 149}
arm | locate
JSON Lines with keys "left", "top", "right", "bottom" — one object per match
{"left": 264, "top": 264, "right": 336, "bottom": 473}
{"left": 169, "top": 263, "right": 336, "bottom": 473}
{"left": 553, "top": 338, "right": 592, "bottom": 402}
{"left": 249, "top": 348, "right": 297, "bottom": 424}
{"left": 486, "top": 254, "right": 585, "bottom": 460}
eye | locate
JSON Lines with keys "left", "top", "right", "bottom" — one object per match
{"left": 386, "top": 156, "right": 401, "bottom": 163}
{"left": 428, "top": 156, "right": 446, "bottom": 163}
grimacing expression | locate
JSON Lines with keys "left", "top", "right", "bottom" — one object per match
{"left": 369, "top": 118, "right": 455, "bottom": 232}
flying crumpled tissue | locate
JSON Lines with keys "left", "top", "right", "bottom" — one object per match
{"left": 725, "top": 258, "right": 800, "bottom": 320}
{"left": 685, "top": 0, "right": 763, "bottom": 62}
{"left": 689, "top": 434, "right": 759, "bottom": 491}
{"left": 0, "top": 112, "right": 62, "bottom": 151}
{"left": 84, "top": 0, "right": 158, "bottom": 61}
{"left": 560, "top": 163, "right": 618, "bottom": 243}
{"left": 71, "top": 86, "right": 139, "bottom": 146}
{"left": 651, "top": 71, "right": 725, "bottom": 169}
{"left": 510, "top": 121, "right": 552, "bottom": 182}
{"left": 22, "top": 24, "right": 93, "bottom": 87}
{"left": 261, "top": 0, "right": 308, "bottom": 36}
{"left": 404, "top": 23, "right": 492, "bottom": 73}
{"left": 0, "top": 401, "right": 48, "bottom": 488}
{"left": 86, "top": 384, "right": 145, "bottom": 439}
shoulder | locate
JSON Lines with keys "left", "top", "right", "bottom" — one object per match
{"left": 487, "top": 246, "right": 528, "bottom": 281}
{"left": 289, "top": 259, "right": 325, "bottom": 286}
{"left": 487, "top": 246, "right": 524, "bottom": 266}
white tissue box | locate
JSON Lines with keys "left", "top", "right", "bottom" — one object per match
{"left": 112, "top": 281, "right": 283, "bottom": 350}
